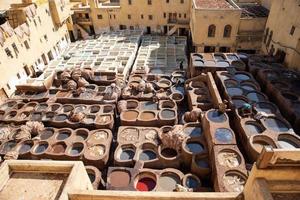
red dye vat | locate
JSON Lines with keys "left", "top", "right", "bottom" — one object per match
{"left": 136, "top": 177, "right": 156, "bottom": 191}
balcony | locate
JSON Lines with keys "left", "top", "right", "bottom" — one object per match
{"left": 99, "top": 1, "right": 121, "bottom": 8}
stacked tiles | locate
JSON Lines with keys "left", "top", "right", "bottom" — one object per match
{"left": 216, "top": 70, "right": 299, "bottom": 162}
{"left": 49, "top": 30, "right": 143, "bottom": 80}
{"left": 131, "top": 35, "right": 188, "bottom": 75}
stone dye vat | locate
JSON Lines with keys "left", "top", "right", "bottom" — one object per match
{"left": 216, "top": 70, "right": 297, "bottom": 162}
{"left": 122, "top": 73, "right": 185, "bottom": 104}
{"left": 107, "top": 166, "right": 203, "bottom": 192}
{"left": 115, "top": 124, "right": 208, "bottom": 171}
{"left": 0, "top": 127, "right": 112, "bottom": 169}
{"left": 189, "top": 53, "right": 245, "bottom": 77}
{"left": 185, "top": 73, "right": 223, "bottom": 111}
{"left": 0, "top": 101, "right": 115, "bottom": 129}
{"left": 202, "top": 109, "right": 248, "bottom": 192}
{"left": 119, "top": 100, "right": 178, "bottom": 127}
{"left": 255, "top": 68, "right": 300, "bottom": 134}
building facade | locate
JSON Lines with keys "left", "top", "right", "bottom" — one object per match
{"left": 262, "top": 0, "right": 300, "bottom": 69}
{"left": 70, "top": 0, "right": 269, "bottom": 54}
{"left": 0, "top": 0, "right": 73, "bottom": 99}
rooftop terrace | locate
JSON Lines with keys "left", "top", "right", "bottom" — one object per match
{"left": 194, "top": 0, "right": 234, "bottom": 9}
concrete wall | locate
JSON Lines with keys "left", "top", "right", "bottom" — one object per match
{"left": 262, "top": 0, "right": 300, "bottom": 69}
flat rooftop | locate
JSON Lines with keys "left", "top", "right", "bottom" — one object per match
{"left": 240, "top": 4, "right": 269, "bottom": 18}
{"left": 194, "top": 0, "right": 234, "bottom": 9}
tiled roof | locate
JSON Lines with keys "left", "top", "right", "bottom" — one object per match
{"left": 194, "top": 0, "right": 234, "bottom": 9}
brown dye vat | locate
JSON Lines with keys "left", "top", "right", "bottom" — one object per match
{"left": 110, "top": 170, "right": 131, "bottom": 188}
{"left": 160, "top": 148, "right": 177, "bottom": 158}
{"left": 123, "top": 110, "right": 139, "bottom": 120}
{"left": 51, "top": 143, "right": 66, "bottom": 154}
{"left": 140, "top": 112, "right": 156, "bottom": 120}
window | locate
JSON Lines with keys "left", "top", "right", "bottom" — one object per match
{"left": 290, "top": 26, "right": 295, "bottom": 35}
{"left": 166, "top": 0, "right": 169, "bottom": 3}
{"left": 148, "top": 0, "right": 152, "bottom": 5}
{"left": 164, "top": 13, "right": 166, "bottom": 18}
{"left": 204, "top": 46, "right": 215, "bottom": 53}
{"left": 6, "top": 84, "right": 11, "bottom": 90}
{"left": 267, "top": 30, "right": 273, "bottom": 48}
{"left": 24, "top": 40, "right": 30, "bottom": 49}
{"left": 141, "top": 14, "right": 144, "bottom": 19}
{"left": 149, "top": 15, "right": 153, "bottom": 20}
{"left": 184, "top": 13, "right": 187, "bottom": 18}
{"left": 181, "top": 0, "right": 184, "bottom": 3}
{"left": 130, "top": 26, "right": 134, "bottom": 30}
{"left": 38, "top": 16, "right": 41, "bottom": 24}
{"left": 128, "top": 14, "right": 131, "bottom": 19}
{"left": 17, "top": 73, "right": 21, "bottom": 79}
{"left": 114, "top": 15, "right": 116, "bottom": 19}
{"left": 264, "top": 27, "right": 269, "bottom": 44}
{"left": 12, "top": 43, "right": 19, "bottom": 53}
{"left": 179, "top": 13, "right": 182, "bottom": 18}
{"left": 128, "top": 0, "right": 132, "bottom": 5}
{"left": 97, "top": 14, "right": 103, "bottom": 19}
{"left": 110, "top": 15, "right": 112, "bottom": 19}
{"left": 33, "top": 19, "right": 37, "bottom": 27}
{"left": 223, "top": 25, "right": 232, "bottom": 38}
{"left": 208, "top": 24, "right": 216, "bottom": 37}
{"left": 44, "top": 34, "right": 48, "bottom": 41}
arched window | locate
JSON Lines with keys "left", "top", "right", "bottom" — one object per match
{"left": 208, "top": 24, "right": 216, "bottom": 37}
{"left": 223, "top": 25, "right": 232, "bottom": 38}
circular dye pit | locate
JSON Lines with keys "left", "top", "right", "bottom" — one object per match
{"left": 264, "top": 118, "right": 289, "bottom": 132}
{"left": 246, "top": 92, "right": 266, "bottom": 102}
{"left": 141, "top": 102, "right": 157, "bottom": 110}
{"left": 139, "top": 150, "right": 157, "bottom": 161}
{"left": 69, "top": 143, "right": 84, "bottom": 156}
{"left": 217, "top": 150, "right": 241, "bottom": 168}
{"left": 140, "top": 112, "right": 156, "bottom": 120}
{"left": 0, "top": 141, "right": 17, "bottom": 154}
{"left": 252, "top": 137, "right": 275, "bottom": 153}
{"left": 227, "top": 87, "right": 243, "bottom": 97}
{"left": 245, "top": 122, "right": 264, "bottom": 135}
{"left": 120, "top": 148, "right": 135, "bottom": 160}
{"left": 74, "top": 130, "right": 88, "bottom": 141}
{"left": 183, "top": 127, "right": 202, "bottom": 137}
{"left": 223, "top": 171, "right": 246, "bottom": 192}
{"left": 234, "top": 73, "right": 250, "bottom": 81}
{"left": 215, "top": 128, "right": 233, "bottom": 143}
{"left": 185, "top": 142, "right": 204, "bottom": 154}
{"left": 207, "top": 110, "right": 227, "bottom": 123}
{"left": 158, "top": 173, "right": 180, "bottom": 191}
{"left": 232, "top": 98, "right": 248, "bottom": 109}
{"left": 51, "top": 143, "right": 66, "bottom": 154}
{"left": 88, "top": 145, "right": 105, "bottom": 157}
{"left": 18, "top": 142, "right": 33, "bottom": 154}
{"left": 40, "top": 129, "right": 55, "bottom": 140}
{"left": 161, "top": 110, "right": 175, "bottom": 119}
{"left": 161, "top": 148, "right": 177, "bottom": 158}
{"left": 88, "top": 173, "right": 96, "bottom": 183}
{"left": 36, "top": 104, "right": 48, "bottom": 111}
{"left": 110, "top": 170, "right": 131, "bottom": 188}
{"left": 54, "top": 114, "right": 68, "bottom": 121}
{"left": 122, "top": 110, "right": 139, "bottom": 121}
{"left": 136, "top": 177, "right": 156, "bottom": 191}
{"left": 56, "top": 131, "right": 71, "bottom": 140}
{"left": 34, "top": 143, "right": 48, "bottom": 154}
{"left": 255, "top": 102, "right": 277, "bottom": 114}
{"left": 278, "top": 138, "right": 300, "bottom": 149}
{"left": 216, "top": 61, "right": 230, "bottom": 68}
{"left": 224, "top": 79, "right": 238, "bottom": 88}
{"left": 185, "top": 175, "right": 200, "bottom": 189}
